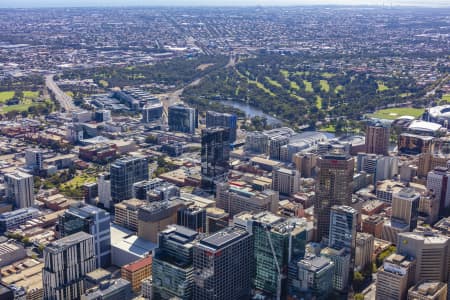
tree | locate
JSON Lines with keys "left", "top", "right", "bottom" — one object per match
{"left": 353, "top": 271, "right": 365, "bottom": 292}
{"left": 354, "top": 293, "right": 365, "bottom": 300}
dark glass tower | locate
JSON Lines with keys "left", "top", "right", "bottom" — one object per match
{"left": 193, "top": 227, "right": 253, "bottom": 300}
{"left": 314, "top": 150, "right": 354, "bottom": 242}
{"left": 205, "top": 111, "right": 237, "bottom": 143}
{"left": 110, "top": 156, "right": 149, "bottom": 204}
{"left": 201, "top": 127, "right": 230, "bottom": 192}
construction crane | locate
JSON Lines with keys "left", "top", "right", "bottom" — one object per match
{"left": 264, "top": 221, "right": 297, "bottom": 300}
{"left": 264, "top": 225, "right": 282, "bottom": 300}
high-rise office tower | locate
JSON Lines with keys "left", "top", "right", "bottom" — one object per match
{"left": 357, "top": 153, "right": 398, "bottom": 185}
{"left": 58, "top": 203, "right": 111, "bottom": 268}
{"left": 329, "top": 205, "right": 357, "bottom": 255}
{"left": 216, "top": 182, "right": 279, "bottom": 218}
{"left": 289, "top": 254, "right": 335, "bottom": 300}
{"left": 97, "top": 173, "right": 111, "bottom": 209}
{"left": 326, "top": 205, "right": 358, "bottom": 292}
{"left": 168, "top": 104, "right": 197, "bottom": 134}
{"left": 193, "top": 227, "right": 253, "bottom": 300}
{"left": 25, "top": 148, "right": 43, "bottom": 171}
{"left": 355, "top": 232, "right": 374, "bottom": 271}
{"left": 407, "top": 281, "right": 448, "bottom": 300}
{"left": 365, "top": 122, "right": 390, "bottom": 155}
{"left": 177, "top": 205, "right": 207, "bottom": 233}
{"left": 200, "top": 127, "right": 230, "bottom": 192}
{"left": 320, "top": 247, "right": 351, "bottom": 292}
{"left": 397, "top": 231, "right": 450, "bottom": 284}
{"left": 427, "top": 166, "right": 450, "bottom": 219}
{"left": 206, "top": 111, "right": 237, "bottom": 143}
{"left": 391, "top": 187, "right": 420, "bottom": 231}
{"left": 43, "top": 232, "right": 96, "bottom": 300}
{"left": 110, "top": 156, "right": 149, "bottom": 204}
{"left": 272, "top": 167, "right": 301, "bottom": 196}
{"left": 234, "top": 211, "right": 307, "bottom": 297}
{"left": 376, "top": 253, "right": 416, "bottom": 300}
{"left": 314, "top": 151, "right": 354, "bottom": 242}
{"left": 153, "top": 225, "right": 199, "bottom": 300}
{"left": 142, "top": 102, "right": 164, "bottom": 123}
{"left": 137, "top": 200, "right": 186, "bottom": 243}
{"left": 4, "top": 171, "right": 34, "bottom": 208}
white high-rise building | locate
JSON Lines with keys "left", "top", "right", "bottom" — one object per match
{"left": 43, "top": 232, "right": 96, "bottom": 299}
{"left": 4, "top": 171, "right": 34, "bottom": 208}
{"left": 97, "top": 173, "right": 111, "bottom": 209}
{"left": 272, "top": 167, "right": 301, "bottom": 196}
{"left": 427, "top": 166, "right": 450, "bottom": 220}
{"left": 25, "top": 148, "right": 43, "bottom": 171}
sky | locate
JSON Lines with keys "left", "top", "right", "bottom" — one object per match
{"left": 1, "top": 0, "right": 449, "bottom": 8}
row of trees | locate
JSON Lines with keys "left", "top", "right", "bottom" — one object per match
{"left": 61, "top": 55, "right": 229, "bottom": 89}
{"left": 183, "top": 53, "right": 424, "bottom": 128}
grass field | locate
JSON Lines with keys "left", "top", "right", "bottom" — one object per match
{"left": 99, "top": 80, "right": 109, "bottom": 88}
{"left": 442, "top": 94, "right": 450, "bottom": 102}
{"left": 60, "top": 174, "right": 96, "bottom": 190}
{"left": 280, "top": 70, "right": 289, "bottom": 78}
{"left": 316, "top": 95, "right": 323, "bottom": 109}
{"left": 65, "top": 91, "right": 74, "bottom": 97}
{"left": 0, "top": 91, "right": 39, "bottom": 102}
{"left": 289, "top": 81, "right": 300, "bottom": 90}
{"left": 265, "top": 77, "right": 282, "bottom": 88}
{"left": 377, "top": 81, "right": 389, "bottom": 92}
{"left": 0, "top": 91, "right": 15, "bottom": 103}
{"left": 369, "top": 107, "right": 424, "bottom": 120}
{"left": 23, "top": 91, "right": 39, "bottom": 99}
{"left": 320, "top": 124, "right": 336, "bottom": 133}
{"left": 320, "top": 80, "right": 330, "bottom": 92}
{"left": 303, "top": 80, "right": 313, "bottom": 92}
{"left": 321, "top": 72, "right": 335, "bottom": 79}
{"left": 334, "top": 85, "right": 344, "bottom": 94}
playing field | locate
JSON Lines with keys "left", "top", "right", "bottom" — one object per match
{"left": 369, "top": 107, "right": 424, "bottom": 120}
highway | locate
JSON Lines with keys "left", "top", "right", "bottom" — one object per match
{"left": 45, "top": 74, "right": 76, "bottom": 112}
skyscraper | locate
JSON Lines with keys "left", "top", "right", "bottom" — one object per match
{"left": 329, "top": 205, "right": 358, "bottom": 256}
{"left": 427, "top": 166, "right": 450, "bottom": 218}
{"left": 201, "top": 127, "right": 230, "bottom": 192}
{"left": 193, "top": 227, "right": 253, "bottom": 300}
{"left": 314, "top": 151, "right": 354, "bottom": 242}
{"left": 153, "top": 225, "right": 199, "bottom": 300}
{"left": 355, "top": 232, "right": 374, "bottom": 271}
{"left": 110, "top": 156, "right": 149, "bottom": 204}
{"left": 397, "top": 231, "right": 450, "bottom": 284}
{"left": 234, "top": 211, "right": 307, "bottom": 298}
{"left": 326, "top": 205, "right": 358, "bottom": 292}
{"left": 25, "top": 148, "right": 43, "bottom": 171}
{"left": 97, "top": 173, "right": 111, "bottom": 209}
{"left": 272, "top": 167, "right": 301, "bottom": 196}
{"left": 289, "top": 254, "right": 334, "bottom": 300}
{"left": 58, "top": 203, "right": 111, "bottom": 268}
{"left": 365, "top": 122, "right": 390, "bottom": 155}
{"left": 43, "top": 232, "right": 96, "bottom": 300}
{"left": 205, "top": 111, "right": 237, "bottom": 142}
{"left": 391, "top": 187, "right": 420, "bottom": 231}
{"left": 4, "top": 171, "right": 34, "bottom": 208}
{"left": 142, "top": 102, "right": 163, "bottom": 123}
{"left": 168, "top": 104, "right": 197, "bottom": 134}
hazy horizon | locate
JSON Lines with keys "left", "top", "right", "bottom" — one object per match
{"left": 1, "top": 0, "right": 449, "bottom": 8}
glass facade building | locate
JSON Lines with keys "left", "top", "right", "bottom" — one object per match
{"left": 152, "top": 225, "right": 199, "bottom": 300}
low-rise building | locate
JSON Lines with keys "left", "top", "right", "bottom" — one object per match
{"left": 121, "top": 256, "right": 152, "bottom": 293}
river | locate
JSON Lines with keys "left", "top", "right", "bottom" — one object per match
{"left": 220, "top": 100, "right": 282, "bottom": 125}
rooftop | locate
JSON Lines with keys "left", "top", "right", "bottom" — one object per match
{"left": 46, "top": 231, "right": 92, "bottom": 252}
{"left": 199, "top": 227, "right": 248, "bottom": 250}
{"left": 122, "top": 256, "right": 152, "bottom": 273}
